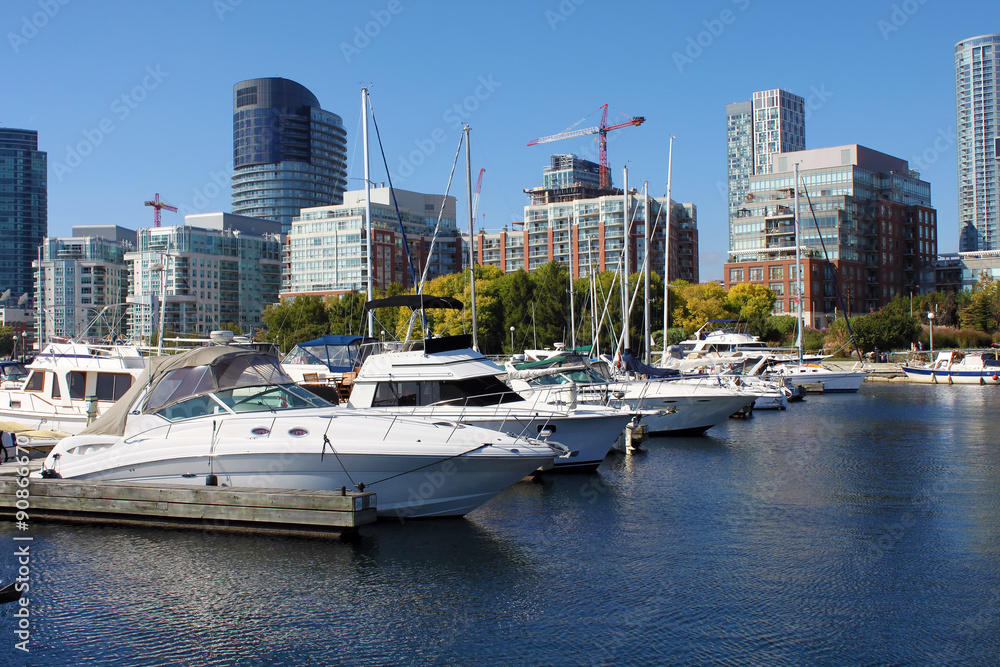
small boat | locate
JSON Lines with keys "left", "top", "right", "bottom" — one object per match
{"left": 0, "top": 579, "right": 23, "bottom": 604}
{"left": 902, "top": 350, "right": 1000, "bottom": 385}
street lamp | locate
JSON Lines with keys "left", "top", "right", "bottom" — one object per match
{"left": 509, "top": 326, "right": 515, "bottom": 353}
{"left": 11, "top": 334, "right": 17, "bottom": 362}
{"left": 927, "top": 311, "right": 935, "bottom": 356}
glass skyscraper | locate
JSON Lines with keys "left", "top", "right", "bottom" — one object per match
{"left": 726, "top": 89, "right": 805, "bottom": 250}
{"left": 232, "top": 78, "right": 348, "bottom": 232}
{"left": 955, "top": 34, "right": 1000, "bottom": 252}
{"left": 0, "top": 128, "right": 46, "bottom": 305}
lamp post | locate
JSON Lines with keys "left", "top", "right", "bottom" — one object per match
{"left": 927, "top": 311, "right": 935, "bottom": 356}
{"left": 11, "top": 334, "right": 17, "bottom": 362}
{"left": 509, "top": 326, "right": 515, "bottom": 353}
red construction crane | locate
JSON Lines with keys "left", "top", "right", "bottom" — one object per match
{"left": 527, "top": 104, "right": 645, "bottom": 189}
{"left": 144, "top": 193, "right": 178, "bottom": 227}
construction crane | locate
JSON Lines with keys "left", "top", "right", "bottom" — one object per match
{"left": 144, "top": 193, "right": 178, "bottom": 227}
{"left": 527, "top": 104, "right": 645, "bottom": 189}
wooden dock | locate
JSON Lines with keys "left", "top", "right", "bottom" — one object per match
{"left": 0, "top": 478, "right": 377, "bottom": 538}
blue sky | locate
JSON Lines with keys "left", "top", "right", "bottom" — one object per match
{"left": 1, "top": 0, "right": 991, "bottom": 280}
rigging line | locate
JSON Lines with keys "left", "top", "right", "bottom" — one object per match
{"left": 366, "top": 97, "right": 420, "bottom": 291}
{"left": 362, "top": 441, "right": 492, "bottom": 487}
{"left": 321, "top": 424, "right": 359, "bottom": 489}
{"left": 407, "top": 132, "right": 465, "bottom": 341}
{"left": 800, "top": 181, "right": 863, "bottom": 362}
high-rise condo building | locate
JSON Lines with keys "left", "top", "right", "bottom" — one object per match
{"left": 724, "top": 145, "right": 936, "bottom": 328}
{"left": 232, "top": 78, "right": 348, "bottom": 232}
{"left": 955, "top": 34, "right": 1000, "bottom": 252}
{"left": 726, "top": 90, "right": 805, "bottom": 246}
{"left": 1, "top": 128, "right": 46, "bottom": 305}
{"left": 34, "top": 225, "right": 135, "bottom": 341}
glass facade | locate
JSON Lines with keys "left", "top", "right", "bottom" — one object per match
{"left": 955, "top": 34, "right": 999, "bottom": 252}
{"left": 125, "top": 218, "right": 282, "bottom": 342}
{"left": 1, "top": 128, "right": 46, "bottom": 304}
{"left": 727, "top": 90, "right": 805, "bottom": 252}
{"left": 232, "top": 78, "right": 348, "bottom": 232}
{"left": 35, "top": 231, "right": 134, "bottom": 341}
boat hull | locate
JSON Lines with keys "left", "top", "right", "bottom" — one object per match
{"left": 37, "top": 413, "right": 556, "bottom": 519}
{"left": 902, "top": 367, "right": 1000, "bottom": 385}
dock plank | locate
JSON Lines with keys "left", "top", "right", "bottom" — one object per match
{"left": 0, "top": 477, "right": 377, "bottom": 536}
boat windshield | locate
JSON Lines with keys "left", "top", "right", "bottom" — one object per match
{"left": 528, "top": 367, "right": 607, "bottom": 386}
{"left": 145, "top": 353, "right": 308, "bottom": 414}
{"left": 0, "top": 363, "right": 28, "bottom": 381}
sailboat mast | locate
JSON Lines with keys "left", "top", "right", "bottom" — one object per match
{"left": 643, "top": 181, "right": 651, "bottom": 364}
{"left": 794, "top": 161, "right": 803, "bottom": 365}
{"left": 464, "top": 125, "right": 478, "bottom": 351}
{"left": 661, "top": 135, "right": 673, "bottom": 362}
{"left": 622, "top": 166, "right": 630, "bottom": 353}
{"left": 362, "top": 87, "right": 374, "bottom": 338}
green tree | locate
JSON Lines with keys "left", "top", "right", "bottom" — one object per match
{"left": 842, "top": 309, "right": 920, "bottom": 353}
{"left": 958, "top": 275, "right": 1000, "bottom": 332}
{"left": 530, "top": 262, "right": 570, "bottom": 348}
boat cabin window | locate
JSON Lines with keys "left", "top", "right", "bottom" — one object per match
{"left": 51, "top": 375, "right": 61, "bottom": 399}
{"left": 96, "top": 373, "right": 133, "bottom": 401}
{"left": 69, "top": 372, "right": 86, "bottom": 399}
{"left": 23, "top": 371, "right": 45, "bottom": 393}
{"left": 372, "top": 378, "right": 522, "bottom": 407}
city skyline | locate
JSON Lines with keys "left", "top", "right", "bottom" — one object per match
{"left": 1, "top": 1, "right": 991, "bottom": 281}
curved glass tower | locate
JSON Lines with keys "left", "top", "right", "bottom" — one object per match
{"left": 232, "top": 78, "right": 348, "bottom": 232}
{"left": 955, "top": 34, "right": 1000, "bottom": 252}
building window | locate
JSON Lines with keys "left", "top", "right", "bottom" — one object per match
{"left": 729, "top": 268, "right": 744, "bottom": 283}
{"left": 770, "top": 282, "right": 784, "bottom": 296}
{"left": 749, "top": 267, "right": 764, "bottom": 281}
{"left": 769, "top": 266, "right": 784, "bottom": 280}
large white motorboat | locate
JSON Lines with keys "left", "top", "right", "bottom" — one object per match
{"left": 902, "top": 349, "right": 1000, "bottom": 385}
{"left": 507, "top": 352, "right": 757, "bottom": 436}
{"left": 765, "top": 358, "right": 868, "bottom": 393}
{"left": 0, "top": 341, "right": 147, "bottom": 436}
{"left": 346, "top": 335, "right": 634, "bottom": 471}
{"left": 36, "top": 345, "right": 561, "bottom": 519}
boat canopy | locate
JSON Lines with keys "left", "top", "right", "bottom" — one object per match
{"left": 281, "top": 335, "right": 376, "bottom": 373}
{"left": 81, "top": 346, "right": 298, "bottom": 437}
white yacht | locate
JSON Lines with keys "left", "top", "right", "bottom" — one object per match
{"left": 347, "top": 335, "right": 634, "bottom": 471}
{"left": 36, "top": 345, "right": 561, "bottom": 519}
{"left": 507, "top": 353, "right": 757, "bottom": 436}
{"left": 0, "top": 341, "right": 147, "bottom": 436}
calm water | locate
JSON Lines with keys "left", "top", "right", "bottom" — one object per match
{"left": 3, "top": 383, "right": 1000, "bottom": 666}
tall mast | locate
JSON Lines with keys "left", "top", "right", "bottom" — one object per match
{"left": 362, "top": 87, "right": 374, "bottom": 338}
{"left": 661, "top": 135, "right": 674, "bottom": 363}
{"left": 643, "top": 181, "right": 651, "bottom": 364}
{"left": 622, "top": 166, "right": 630, "bottom": 352}
{"left": 794, "top": 161, "right": 803, "bottom": 365}
{"left": 464, "top": 125, "right": 478, "bottom": 351}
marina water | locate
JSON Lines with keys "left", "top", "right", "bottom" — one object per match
{"left": 4, "top": 383, "right": 999, "bottom": 665}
